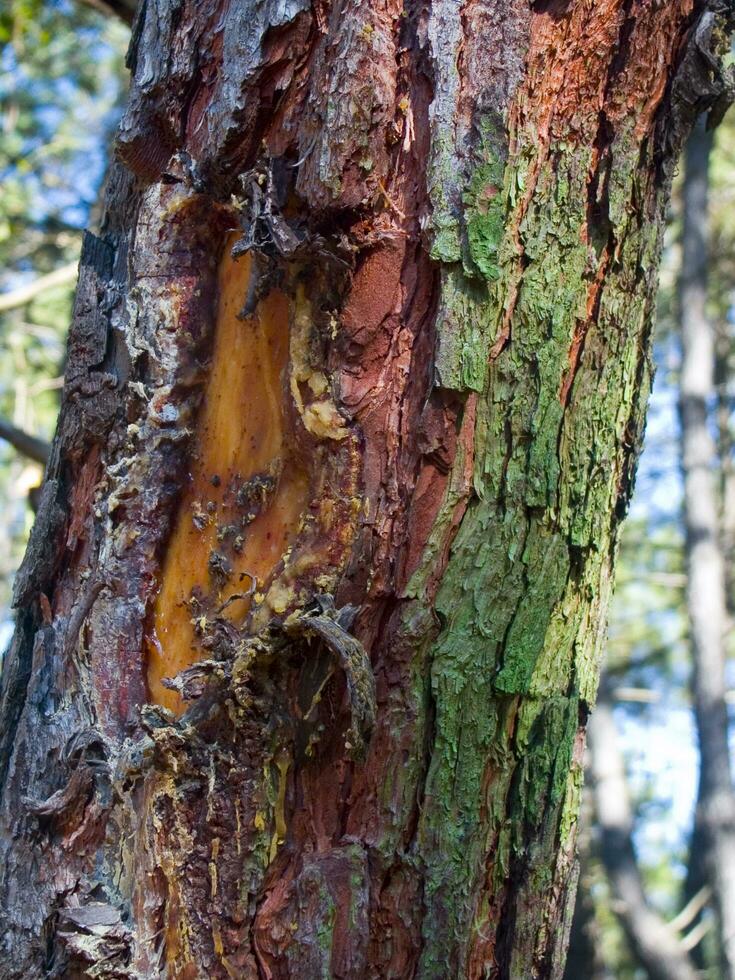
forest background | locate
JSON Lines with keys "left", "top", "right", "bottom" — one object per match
{"left": 1, "top": 2, "right": 733, "bottom": 976}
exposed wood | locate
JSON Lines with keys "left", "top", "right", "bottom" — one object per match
{"left": 147, "top": 244, "right": 311, "bottom": 713}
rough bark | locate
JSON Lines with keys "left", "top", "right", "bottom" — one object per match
{"left": 0, "top": 2, "right": 732, "bottom": 978}
{"left": 588, "top": 687, "right": 698, "bottom": 980}
{"left": 679, "top": 116, "right": 735, "bottom": 980}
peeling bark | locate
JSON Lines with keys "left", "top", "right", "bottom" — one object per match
{"left": 0, "top": 2, "right": 732, "bottom": 978}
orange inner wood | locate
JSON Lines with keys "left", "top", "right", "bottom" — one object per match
{"left": 146, "top": 242, "right": 308, "bottom": 713}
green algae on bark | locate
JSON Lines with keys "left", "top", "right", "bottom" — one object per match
{"left": 413, "top": 1, "right": 732, "bottom": 974}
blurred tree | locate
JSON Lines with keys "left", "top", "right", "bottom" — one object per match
{"left": 568, "top": 108, "right": 735, "bottom": 980}
{"left": 679, "top": 116, "right": 735, "bottom": 979}
{"left": 562, "top": 785, "right": 613, "bottom": 980}
{"left": 588, "top": 681, "right": 698, "bottom": 980}
{"left": 0, "top": 0, "right": 128, "bottom": 612}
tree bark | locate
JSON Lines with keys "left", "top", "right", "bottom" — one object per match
{"left": 679, "top": 116, "right": 735, "bottom": 980}
{"left": 0, "top": 2, "right": 731, "bottom": 978}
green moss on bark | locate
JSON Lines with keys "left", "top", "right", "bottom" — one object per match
{"left": 464, "top": 136, "right": 507, "bottom": 282}
{"left": 414, "top": 87, "right": 669, "bottom": 971}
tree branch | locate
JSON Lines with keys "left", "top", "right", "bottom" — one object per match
{"left": 77, "top": 0, "right": 137, "bottom": 26}
{"left": 0, "top": 418, "right": 50, "bottom": 466}
{"left": 0, "top": 263, "right": 79, "bottom": 313}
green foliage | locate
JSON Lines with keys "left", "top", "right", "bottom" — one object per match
{"left": 0, "top": 0, "right": 128, "bottom": 614}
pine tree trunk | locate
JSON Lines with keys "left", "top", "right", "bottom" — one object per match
{"left": 562, "top": 789, "right": 611, "bottom": 980}
{"left": 588, "top": 685, "right": 697, "bottom": 980}
{"left": 679, "top": 117, "right": 735, "bottom": 980}
{"left": 0, "top": 2, "right": 731, "bottom": 977}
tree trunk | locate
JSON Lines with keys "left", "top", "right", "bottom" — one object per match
{"left": 0, "top": 2, "right": 731, "bottom": 978}
{"left": 588, "top": 685, "right": 698, "bottom": 980}
{"left": 562, "top": 788, "right": 612, "bottom": 980}
{"left": 679, "top": 116, "right": 735, "bottom": 980}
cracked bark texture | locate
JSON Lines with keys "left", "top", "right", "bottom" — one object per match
{"left": 0, "top": 1, "right": 732, "bottom": 978}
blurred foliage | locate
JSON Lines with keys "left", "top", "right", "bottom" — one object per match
{"left": 585, "top": 108, "right": 735, "bottom": 978}
{"left": 0, "top": 0, "right": 128, "bottom": 615}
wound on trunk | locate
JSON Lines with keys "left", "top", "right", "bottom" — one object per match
{"left": 146, "top": 241, "right": 309, "bottom": 713}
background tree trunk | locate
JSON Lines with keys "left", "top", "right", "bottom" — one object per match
{"left": 588, "top": 684, "right": 698, "bottom": 980}
{"left": 679, "top": 115, "right": 735, "bottom": 980}
{"left": 0, "top": 2, "right": 731, "bottom": 978}
{"left": 562, "top": 787, "right": 612, "bottom": 980}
